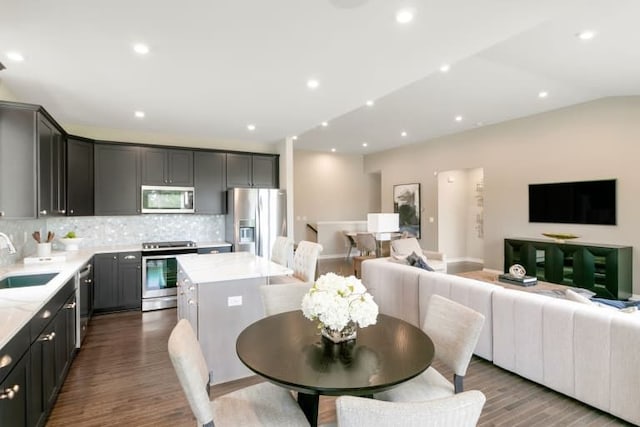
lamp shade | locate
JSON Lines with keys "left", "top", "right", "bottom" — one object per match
{"left": 367, "top": 213, "right": 399, "bottom": 233}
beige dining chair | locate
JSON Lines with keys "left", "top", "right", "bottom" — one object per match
{"left": 336, "top": 390, "right": 486, "bottom": 427}
{"left": 342, "top": 231, "right": 358, "bottom": 260}
{"left": 167, "top": 319, "right": 308, "bottom": 427}
{"left": 376, "top": 295, "right": 485, "bottom": 402}
{"left": 355, "top": 232, "right": 377, "bottom": 257}
{"left": 271, "top": 236, "right": 293, "bottom": 268}
{"left": 259, "top": 282, "right": 312, "bottom": 316}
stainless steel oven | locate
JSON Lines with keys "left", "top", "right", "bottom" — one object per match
{"left": 141, "top": 241, "right": 197, "bottom": 311}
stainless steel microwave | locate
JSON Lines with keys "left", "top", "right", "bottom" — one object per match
{"left": 141, "top": 186, "right": 195, "bottom": 213}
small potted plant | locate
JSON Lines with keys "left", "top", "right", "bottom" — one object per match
{"left": 59, "top": 231, "right": 84, "bottom": 251}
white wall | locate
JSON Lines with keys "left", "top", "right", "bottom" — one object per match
{"left": 0, "top": 78, "right": 19, "bottom": 102}
{"left": 466, "top": 168, "right": 484, "bottom": 262}
{"left": 438, "top": 170, "right": 469, "bottom": 260}
{"left": 364, "top": 97, "right": 640, "bottom": 294}
{"left": 293, "top": 150, "right": 373, "bottom": 243}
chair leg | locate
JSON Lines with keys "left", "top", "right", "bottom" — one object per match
{"left": 454, "top": 374, "right": 464, "bottom": 393}
{"left": 346, "top": 245, "right": 352, "bottom": 260}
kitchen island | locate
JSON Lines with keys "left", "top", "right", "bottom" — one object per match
{"left": 176, "top": 252, "right": 292, "bottom": 385}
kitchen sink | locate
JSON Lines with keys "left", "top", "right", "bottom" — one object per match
{"left": 0, "top": 272, "right": 59, "bottom": 289}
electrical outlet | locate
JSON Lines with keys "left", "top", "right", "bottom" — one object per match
{"left": 227, "top": 296, "right": 242, "bottom": 307}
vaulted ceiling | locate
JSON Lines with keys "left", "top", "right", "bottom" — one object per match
{"left": 1, "top": 0, "right": 638, "bottom": 154}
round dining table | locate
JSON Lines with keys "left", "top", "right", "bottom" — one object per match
{"left": 236, "top": 311, "right": 435, "bottom": 426}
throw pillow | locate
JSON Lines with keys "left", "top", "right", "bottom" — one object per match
{"left": 406, "top": 251, "right": 434, "bottom": 272}
{"left": 389, "top": 254, "right": 409, "bottom": 265}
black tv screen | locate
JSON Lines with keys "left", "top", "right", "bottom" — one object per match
{"left": 529, "top": 179, "right": 616, "bottom": 225}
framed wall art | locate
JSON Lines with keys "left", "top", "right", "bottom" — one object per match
{"left": 393, "top": 183, "right": 421, "bottom": 239}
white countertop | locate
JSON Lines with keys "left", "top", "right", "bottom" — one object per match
{"left": 177, "top": 252, "right": 292, "bottom": 284}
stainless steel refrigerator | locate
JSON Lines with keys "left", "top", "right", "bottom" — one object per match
{"left": 225, "top": 188, "right": 287, "bottom": 258}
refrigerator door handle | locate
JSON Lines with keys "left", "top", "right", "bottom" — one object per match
{"left": 256, "top": 192, "right": 262, "bottom": 257}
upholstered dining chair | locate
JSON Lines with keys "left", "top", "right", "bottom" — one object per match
{"left": 336, "top": 390, "right": 486, "bottom": 427}
{"left": 167, "top": 319, "right": 308, "bottom": 427}
{"left": 259, "top": 282, "right": 312, "bottom": 316}
{"left": 291, "top": 240, "right": 323, "bottom": 282}
{"left": 271, "top": 236, "right": 293, "bottom": 268}
{"left": 355, "top": 232, "right": 377, "bottom": 257}
{"left": 342, "top": 231, "right": 357, "bottom": 260}
{"left": 376, "top": 295, "right": 485, "bottom": 402}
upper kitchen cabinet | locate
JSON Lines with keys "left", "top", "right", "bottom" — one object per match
{"left": 0, "top": 103, "right": 38, "bottom": 219}
{"left": 38, "top": 113, "right": 66, "bottom": 218}
{"left": 94, "top": 143, "right": 141, "bottom": 215}
{"left": 194, "top": 151, "right": 226, "bottom": 214}
{"left": 226, "top": 153, "right": 278, "bottom": 189}
{"left": 66, "top": 136, "right": 94, "bottom": 216}
{"left": 141, "top": 147, "right": 193, "bottom": 186}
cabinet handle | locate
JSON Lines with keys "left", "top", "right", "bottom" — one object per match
{"left": 39, "top": 332, "right": 56, "bottom": 342}
{"left": 188, "top": 299, "right": 196, "bottom": 305}
{"left": 0, "top": 211, "right": 4, "bottom": 217}
{"left": 0, "top": 354, "right": 12, "bottom": 368}
{"left": 39, "top": 209, "right": 48, "bottom": 215}
{"left": 69, "top": 209, "right": 74, "bottom": 214}
{"left": 65, "top": 301, "right": 77, "bottom": 309}
{"left": 84, "top": 279, "right": 92, "bottom": 284}
{"left": 124, "top": 255, "right": 136, "bottom": 260}
{"left": 0, "top": 384, "right": 19, "bottom": 400}
{"left": 42, "top": 310, "right": 51, "bottom": 319}
{"left": 113, "top": 256, "right": 117, "bottom": 260}
{"left": 58, "top": 209, "right": 66, "bottom": 214}
{"left": 189, "top": 286, "right": 195, "bottom": 291}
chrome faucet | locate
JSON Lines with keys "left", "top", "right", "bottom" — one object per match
{"left": 0, "top": 232, "right": 17, "bottom": 254}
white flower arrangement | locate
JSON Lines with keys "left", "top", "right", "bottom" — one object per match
{"left": 301, "top": 273, "right": 379, "bottom": 332}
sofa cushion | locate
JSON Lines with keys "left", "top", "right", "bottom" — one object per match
{"left": 391, "top": 238, "right": 422, "bottom": 257}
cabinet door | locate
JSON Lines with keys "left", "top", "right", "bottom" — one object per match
{"left": 0, "top": 353, "right": 28, "bottom": 427}
{"left": 29, "top": 321, "right": 57, "bottom": 427}
{"left": 56, "top": 293, "right": 76, "bottom": 385}
{"left": 226, "top": 153, "right": 252, "bottom": 188}
{"left": 0, "top": 107, "right": 37, "bottom": 219}
{"left": 93, "top": 254, "right": 119, "bottom": 311}
{"left": 66, "top": 137, "right": 94, "bottom": 216}
{"left": 252, "top": 155, "right": 278, "bottom": 188}
{"left": 119, "top": 253, "right": 142, "bottom": 310}
{"left": 194, "top": 151, "right": 226, "bottom": 214}
{"left": 94, "top": 143, "right": 141, "bottom": 215}
{"left": 37, "top": 114, "right": 66, "bottom": 218}
{"left": 140, "top": 147, "right": 167, "bottom": 186}
{"left": 167, "top": 149, "right": 193, "bottom": 186}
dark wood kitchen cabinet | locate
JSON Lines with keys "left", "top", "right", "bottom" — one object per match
{"left": 66, "top": 136, "right": 94, "bottom": 216}
{"left": 141, "top": 147, "right": 193, "bottom": 186}
{"left": 94, "top": 252, "right": 142, "bottom": 313}
{"left": 37, "top": 113, "right": 66, "bottom": 218}
{"left": 194, "top": 151, "right": 226, "bottom": 214}
{"left": 28, "top": 278, "right": 76, "bottom": 427}
{"left": 0, "top": 103, "right": 39, "bottom": 219}
{"left": 226, "top": 153, "right": 278, "bottom": 188}
{"left": 94, "top": 143, "right": 141, "bottom": 215}
{"left": 0, "top": 324, "right": 29, "bottom": 427}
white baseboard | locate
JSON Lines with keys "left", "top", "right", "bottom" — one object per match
{"left": 318, "top": 254, "right": 350, "bottom": 260}
{"left": 446, "top": 257, "right": 484, "bottom": 264}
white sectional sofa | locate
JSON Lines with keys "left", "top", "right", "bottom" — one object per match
{"left": 360, "top": 259, "right": 640, "bottom": 425}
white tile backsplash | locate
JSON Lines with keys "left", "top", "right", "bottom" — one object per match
{"left": 0, "top": 214, "right": 225, "bottom": 266}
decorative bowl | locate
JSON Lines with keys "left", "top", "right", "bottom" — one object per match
{"left": 541, "top": 233, "right": 579, "bottom": 243}
{"left": 59, "top": 237, "right": 84, "bottom": 251}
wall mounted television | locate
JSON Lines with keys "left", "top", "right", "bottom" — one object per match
{"left": 528, "top": 179, "right": 616, "bottom": 225}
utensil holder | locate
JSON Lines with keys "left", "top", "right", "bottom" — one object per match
{"left": 37, "top": 243, "right": 52, "bottom": 257}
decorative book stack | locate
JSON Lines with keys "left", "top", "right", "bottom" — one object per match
{"left": 498, "top": 273, "right": 538, "bottom": 286}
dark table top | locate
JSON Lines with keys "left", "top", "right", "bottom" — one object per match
{"left": 236, "top": 311, "right": 435, "bottom": 396}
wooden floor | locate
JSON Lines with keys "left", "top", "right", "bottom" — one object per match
{"left": 47, "top": 259, "right": 632, "bottom": 426}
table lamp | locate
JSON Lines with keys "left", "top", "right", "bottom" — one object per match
{"left": 367, "top": 213, "right": 399, "bottom": 240}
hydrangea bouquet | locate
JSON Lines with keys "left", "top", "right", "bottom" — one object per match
{"left": 301, "top": 273, "right": 379, "bottom": 343}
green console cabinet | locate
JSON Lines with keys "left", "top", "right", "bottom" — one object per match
{"left": 504, "top": 238, "right": 632, "bottom": 300}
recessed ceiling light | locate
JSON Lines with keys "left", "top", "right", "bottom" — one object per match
{"left": 247, "top": 124, "right": 256, "bottom": 131}
{"left": 365, "top": 100, "right": 375, "bottom": 107}
{"left": 6, "top": 51, "right": 24, "bottom": 62}
{"left": 307, "top": 79, "right": 320, "bottom": 89}
{"left": 538, "top": 91, "right": 549, "bottom": 98}
{"left": 134, "top": 111, "right": 145, "bottom": 118}
{"left": 576, "top": 30, "right": 596, "bottom": 41}
{"left": 455, "top": 115, "right": 463, "bottom": 122}
{"left": 440, "top": 64, "right": 450, "bottom": 73}
{"left": 362, "top": 142, "right": 368, "bottom": 147}
{"left": 401, "top": 131, "right": 407, "bottom": 137}
{"left": 133, "top": 43, "right": 150, "bottom": 55}
{"left": 321, "top": 121, "right": 328, "bottom": 127}
{"left": 292, "top": 136, "right": 298, "bottom": 141}
{"left": 396, "top": 9, "right": 414, "bottom": 24}
{"left": 331, "top": 148, "right": 336, "bottom": 152}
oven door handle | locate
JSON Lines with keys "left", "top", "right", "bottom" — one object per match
{"left": 142, "top": 254, "right": 178, "bottom": 260}
{"left": 78, "top": 264, "right": 92, "bottom": 280}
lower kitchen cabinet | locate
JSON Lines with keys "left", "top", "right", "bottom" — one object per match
{"left": 94, "top": 252, "right": 142, "bottom": 313}
{"left": 28, "top": 278, "right": 77, "bottom": 427}
{"left": 0, "top": 324, "right": 29, "bottom": 427}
